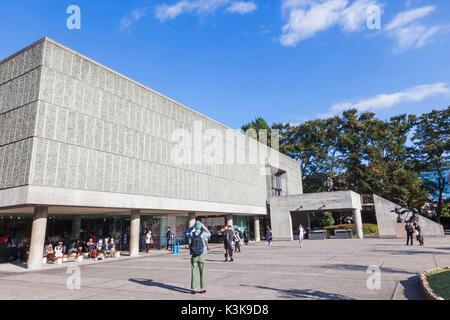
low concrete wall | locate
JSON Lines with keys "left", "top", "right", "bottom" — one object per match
{"left": 373, "top": 194, "right": 445, "bottom": 238}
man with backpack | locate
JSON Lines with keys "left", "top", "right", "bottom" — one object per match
{"left": 186, "top": 221, "right": 211, "bottom": 295}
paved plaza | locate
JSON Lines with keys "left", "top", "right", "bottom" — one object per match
{"left": 0, "top": 237, "right": 449, "bottom": 300}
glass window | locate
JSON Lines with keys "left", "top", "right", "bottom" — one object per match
{"left": 272, "top": 172, "right": 283, "bottom": 196}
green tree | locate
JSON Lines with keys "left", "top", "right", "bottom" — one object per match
{"left": 241, "top": 117, "right": 272, "bottom": 145}
{"left": 410, "top": 107, "right": 450, "bottom": 221}
{"left": 273, "top": 116, "right": 344, "bottom": 193}
{"left": 310, "top": 212, "right": 335, "bottom": 227}
{"left": 359, "top": 113, "right": 427, "bottom": 208}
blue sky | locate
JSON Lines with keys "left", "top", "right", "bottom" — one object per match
{"left": 0, "top": 0, "right": 449, "bottom": 129}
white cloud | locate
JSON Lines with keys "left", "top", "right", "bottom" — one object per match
{"left": 280, "top": 0, "right": 382, "bottom": 47}
{"left": 385, "top": 6, "right": 443, "bottom": 51}
{"left": 318, "top": 83, "right": 450, "bottom": 118}
{"left": 385, "top": 6, "right": 435, "bottom": 31}
{"left": 226, "top": 1, "right": 257, "bottom": 14}
{"left": 155, "top": 0, "right": 257, "bottom": 22}
{"left": 393, "top": 24, "right": 440, "bottom": 51}
{"left": 120, "top": 7, "right": 149, "bottom": 32}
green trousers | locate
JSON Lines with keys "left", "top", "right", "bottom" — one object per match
{"left": 191, "top": 254, "right": 206, "bottom": 290}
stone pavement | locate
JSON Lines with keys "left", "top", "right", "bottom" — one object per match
{"left": 0, "top": 237, "right": 449, "bottom": 300}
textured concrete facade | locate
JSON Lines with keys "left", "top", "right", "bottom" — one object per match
{"left": 0, "top": 38, "right": 302, "bottom": 214}
{"left": 0, "top": 41, "right": 42, "bottom": 191}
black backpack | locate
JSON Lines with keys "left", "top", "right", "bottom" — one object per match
{"left": 190, "top": 231, "right": 204, "bottom": 256}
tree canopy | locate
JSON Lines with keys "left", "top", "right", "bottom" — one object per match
{"left": 246, "top": 106, "right": 449, "bottom": 220}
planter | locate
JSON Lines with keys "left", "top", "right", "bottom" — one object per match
{"left": 420, "top": 267, "right": 449, "bottom": 300}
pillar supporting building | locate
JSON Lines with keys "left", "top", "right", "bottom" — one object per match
{"left": 254, "top": 216, "right": 261, "bottom": 241}
{"left": 27, "top": 206, "right": 48, "bottom": 270}
{"left": 130, "top": 210, "right": 141, "bottom": 257}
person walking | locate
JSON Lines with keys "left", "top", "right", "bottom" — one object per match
{"left": 266, "top": 227, "right": 272, "bottom": 246}
{"left": 166, "top": 227, "right": 175, "bottom": 251}
{"left": 223, "top": 225, "right": 234, "bottom": 262}
{"left": 414, "top": 222, "right": 424, "bottom": 246}
{"left": 405, "top": 222, "right": 414, "bottom": 246}
{"left": 234, "top": 228, "right": 242, "bottom": 253}
{"left": 141, "top": 230, "right": 147, "bottom": 252}
{"left": 145, "top": 229, "right": 153, "bottom": 253}
{"left": 298, "top": 224, "right": 304, "bottom": 248}
{"left": 243, "top": 228, "right": 249, "bottom": 245}
{"left": 186, "top": 221, "right": 211, "bottom": 294}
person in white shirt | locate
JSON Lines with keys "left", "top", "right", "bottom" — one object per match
{"left": 298, "top": 225, "right": 304, "bottom": 248}
{"left": 54, "top": 242, "right": 64, "bottom": 258}
{"left": 145, "top": 230, "right": 153, "bottom": 253}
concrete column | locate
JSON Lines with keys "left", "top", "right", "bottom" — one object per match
{"left": 226, "top": 214, "right": 233, "bottom": 227}
{"left": 71, "top": 215, "right": 81, "bottom": 239}
{"left": 130, "top": 210, "right": 140, "bottom": 257}
{"left": 254, "top": 216, "right": 261, "bottom": 241}
{"left": 188, "top": 212, "right": 196, "bottom": 228}
{"left": 27, "top": 207, "right": 48, "bottom": 270}
{"left": 353, "top": 209, "right": 364, "bottom": 239}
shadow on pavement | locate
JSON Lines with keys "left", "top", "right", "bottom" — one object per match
{"left": 373, "top": 249, "right": 447, "bottom": 255}
{"left": 129, "top": 278, "right": 191, "bottom": 293}
{"left": 241, "top": 284, "right": 352, "bottom": 300}
{"left": 320, "top": 264, "right": 416, "bottom": 275}
{"left": 400, "top": 275, "right": 427, "bottom": 300}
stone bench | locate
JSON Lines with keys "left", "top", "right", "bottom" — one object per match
{"left": 309, "top": 230, "right": 328, "bottom": 240}
{"left": 335, "top": 229, "right": 353, "bottom": 239}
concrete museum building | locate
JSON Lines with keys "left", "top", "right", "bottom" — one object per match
{"left": 0, "top": 38, "right": 304, "bottom": 269}
{"left": 1, "top": 38, "right": 443, "bottom": 270}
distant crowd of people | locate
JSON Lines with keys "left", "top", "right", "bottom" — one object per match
{"left": 0, "top": 233, "right": 28, "bottom": 263}
{"left": 43, "top": 236, "right": 118, "bottom": 263}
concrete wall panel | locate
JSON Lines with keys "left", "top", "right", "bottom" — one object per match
{"left": 1, "top": 38, "right": 302, "bottom": 213}
{"left": 374, "top": 194, "right": 444, "bottom": 238}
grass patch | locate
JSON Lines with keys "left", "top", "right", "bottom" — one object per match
{"left": 324, "top": 224, "right": 379, "bottom": 236}
{"left": 427, "top": 269, "right": 450, "bottom": 300}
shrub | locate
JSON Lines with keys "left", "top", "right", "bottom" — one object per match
{"left": 324, "top": 224, "right": 378, "bottom": 236}
{"left": 310, "top": 212, "right": 335, "bottom": 227}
